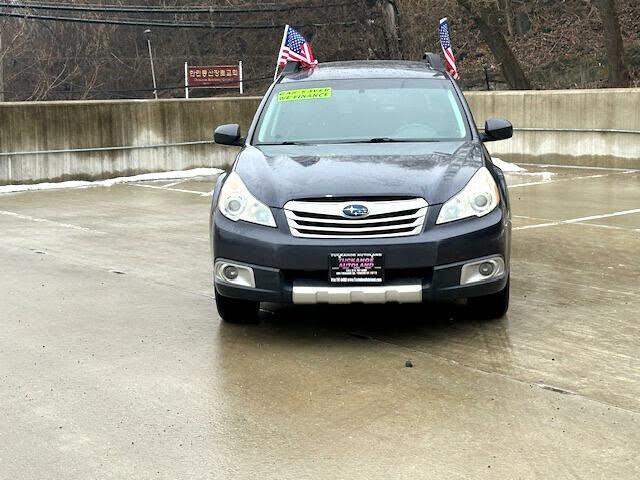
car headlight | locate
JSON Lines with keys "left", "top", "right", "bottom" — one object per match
{"left": 218, "top": 172, "right": 276, "bottom": 227}
{"left": 436, "top": 167, "right": 500, "bottom": 224}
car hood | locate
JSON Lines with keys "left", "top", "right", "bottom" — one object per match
{"left": 234, "top": 142, "right": 485, "bottom": 208}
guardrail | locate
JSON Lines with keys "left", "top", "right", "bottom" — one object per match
{"left": 0, "top": 140, "right": 217, "bottom": 157}
{"left": 514, "top": 128, "right": 640, "bottom": 135}
{"left": 2, "top": 89, "right": 639, "bottom": 183}
{"left": 2, "top": 126, "right": 638, "bottom": 160}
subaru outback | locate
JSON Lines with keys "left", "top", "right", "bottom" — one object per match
{"left": 210, "top": 56, "right": 513, "bottom": 323}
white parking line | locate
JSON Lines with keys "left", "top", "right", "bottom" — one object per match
{"left": 509, "top": 170, "right": 635, "bottom": 188}
{"left": 162, "top": 179, "right": 191, "bottom": 188}
{"left": 517, "top": 162, "right": 639, "bottom": 172}
{"left": 514, "top": 208, "right": 640, "bottom": 231}
{"left": 131, "top": 184, "right": 212, "bottom": 196}
{"left": 0, "top": 210, "right": 106, "bottom": 234}
{"left": 514, "top": 214, "right": 640, "bottom": 232}
{"left": 513, "top": 215, "right": 549, "bottom": 221}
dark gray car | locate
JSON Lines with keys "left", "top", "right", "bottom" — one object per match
{"left": 211, "top": 58, "right": 513, "bottom": 323}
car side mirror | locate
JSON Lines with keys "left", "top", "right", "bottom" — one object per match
{"left": 214, "top": 124, "right": 244, "bottom": 146}
{"left": 481, "top": 118, "right": 513, "bottom": 142}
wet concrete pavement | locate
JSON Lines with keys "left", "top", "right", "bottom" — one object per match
{"left": 1, "top": 164, "right": 639, "bottom": 479}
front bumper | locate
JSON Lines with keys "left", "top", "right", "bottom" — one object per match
{"left": 212, "top": 206, "right": 510, "bottom": 304}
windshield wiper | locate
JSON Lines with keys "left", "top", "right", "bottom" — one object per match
{"left": 258, "top": 141, "right": 311, "bottom": 146}
{"left": 258, "top": 139, "right": 440, "bottom": 146}
{"left": 352, "top": 138, "right": 439, "bottom": 144}
{"left": 366, "top": 137, "right": 397, "bottom": 143}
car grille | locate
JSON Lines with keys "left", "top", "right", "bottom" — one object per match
{"left": 284, "top": 198, "right": 429, "bottom": 239}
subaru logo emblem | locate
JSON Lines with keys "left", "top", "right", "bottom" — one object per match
{"left": 343, "top": 204, "right": 369, "bottom": 218}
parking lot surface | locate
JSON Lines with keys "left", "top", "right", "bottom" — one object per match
{"left": 1, "top": 163, "right": 639, "bottom": 479}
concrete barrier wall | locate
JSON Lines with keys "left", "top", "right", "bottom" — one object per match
{"left": 1, "top": 88, "right": 639, "bottom": 185}
{"left": 0, "top": 97, "right": 261, "bottom": 185}
{"left": 465, "top": 88, "right": 640, "bottom": 169}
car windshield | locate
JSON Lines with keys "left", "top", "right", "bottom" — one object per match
{"left": 253, "top": 78, "right": 470, "bottom": 145}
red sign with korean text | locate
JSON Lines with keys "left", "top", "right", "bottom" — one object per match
{"left": 187, "top": 65, "right": 240, "bottom": 89}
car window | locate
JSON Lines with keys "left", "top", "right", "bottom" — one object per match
{"left": 254, "top": 78, "right": 470, "bottom": 144}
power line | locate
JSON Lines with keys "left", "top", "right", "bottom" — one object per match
{"left": 0, "top": 73, "right": 276, "bottom": 96}
{"left": 0, "top": 10, "right": 360, "bottom": 29}
{"left": 7, "top": 53, "right": 304, "bottom": 60}
{"left": 0, "top": 1, "right": 354, "bottom": 14}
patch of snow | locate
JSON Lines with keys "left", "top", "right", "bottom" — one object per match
{"left": 0, "top": 168, "right": 224, "bottom": 194}
{"left": 491, "top": 157, "right": 526, "bottom": 172}
{"left": 514, "top": 171, "right": 556, "bottom": 181}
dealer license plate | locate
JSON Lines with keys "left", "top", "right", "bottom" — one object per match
{"left": 329, "top": 253, "right": 384, "bottom": 284}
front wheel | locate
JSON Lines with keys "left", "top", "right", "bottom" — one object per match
{"left": 215, "top": 293, "right": 259, "bottom": 324}
{"left": 467, "top": 278, "right": 510, "bottom": 320}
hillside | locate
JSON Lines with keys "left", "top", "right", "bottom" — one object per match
{"left": 0, "top": 0, "right": 638, "bottom": 100}
{"left": 397, "top": 0, "right": 640, "bottom": 90}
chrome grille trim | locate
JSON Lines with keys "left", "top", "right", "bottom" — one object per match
{"left": 284, "top": 198, "right": 429, "bottom": 239}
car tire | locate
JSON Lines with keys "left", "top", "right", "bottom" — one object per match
{"left": 215, "top": 294, "right": 259, "bottom": 323}
{"left": 468, "top": 278, "right": 510, "bottom": 320}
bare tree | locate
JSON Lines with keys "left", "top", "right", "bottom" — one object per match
{"left": 0, "top": 18, "right": 30, "bottom": 101}
{"left": 1, "top": 0, "right": 637, "bottom": 99}
{"left": 593, "top": 0, "right": 630, "bottom": 87}
{"left": 456, "top": 0, "right": 532, "bottom": 89}
{"left": 499, "top": 0, "right": 515, "bottom": 37}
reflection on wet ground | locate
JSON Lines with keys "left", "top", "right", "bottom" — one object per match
{"left": 0, "top": 162, "right": 639, "bottom": 479}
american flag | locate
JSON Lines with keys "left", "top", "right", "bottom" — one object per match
{"left": 277, "top": 25, "right": 317, "bottom": 68}
{"left": 439, "top": 18, "right": 459, "bottom": 80}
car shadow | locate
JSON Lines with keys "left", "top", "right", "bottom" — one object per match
{"left": 252, "top": 301, "right": 512, "bottom": 349}
{"left": 216, "top": 301, "right": 516, "bottom": 383}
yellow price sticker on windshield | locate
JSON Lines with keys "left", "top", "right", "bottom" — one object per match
{"left": 278, "top": 87, "right": 332, "bottom": 102}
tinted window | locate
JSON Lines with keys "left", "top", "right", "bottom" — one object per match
{"left": 254, "top": 78, "right": 469, "bottom": 144}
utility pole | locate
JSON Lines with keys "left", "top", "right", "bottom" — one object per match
{"left": 144, "top": 29, "right": 158, "bottom": 100}
{"left": 0, "top": 31, "right": 4, "bottom": 102}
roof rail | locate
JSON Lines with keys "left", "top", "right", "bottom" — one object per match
{"left": 422, "top": 52, "right": 446, "bottom": 73}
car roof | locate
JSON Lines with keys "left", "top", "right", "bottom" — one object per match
{"left": 279, "top": 60, "right": 447, "bottom": 83}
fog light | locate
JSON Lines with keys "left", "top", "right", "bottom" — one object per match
{"left": 223, "top": 265, "right": 239, "bottom": 281}
{"left": 460, "top": 256, "right": 505, "bottom": 286}
{"left": 214, "top": 261, "right": 256, "bottom": 288}
{"left": 479, "top": 261, "right": 495, "bottom": 276}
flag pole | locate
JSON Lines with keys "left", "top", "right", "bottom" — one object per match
{"left": 184, "top": 62, "right": 189, "bottom": 99}
{"left": 274, "top": 25, "right": 289, "bottom": 81}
